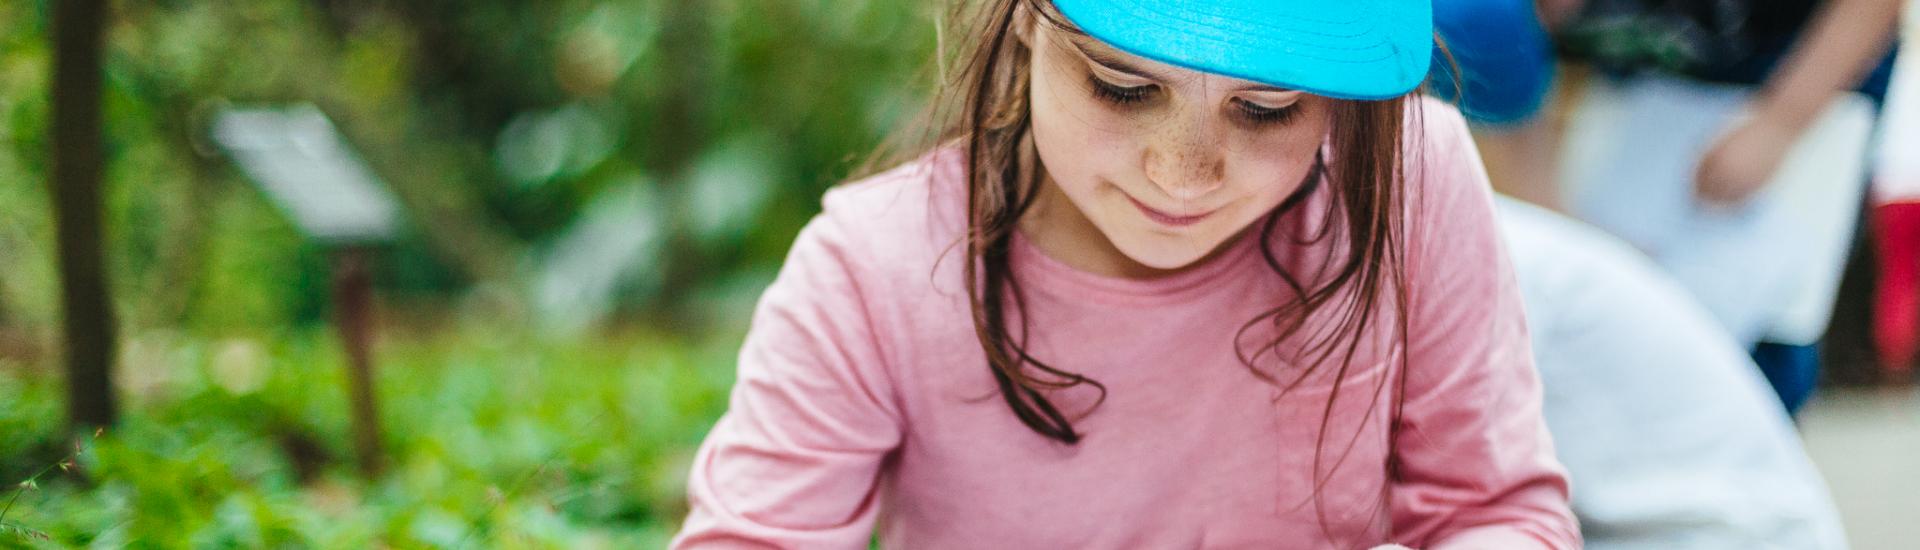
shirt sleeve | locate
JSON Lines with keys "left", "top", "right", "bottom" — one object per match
{"left": 1389, "top": 102, "right": 1581, "bottom": 550}
{"left": 670, "top": 211, "right": 904, "bottom": 549}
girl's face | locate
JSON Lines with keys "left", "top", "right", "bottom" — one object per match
{"left": 1023, "top": 19, "right": 1331, "bottom": 275}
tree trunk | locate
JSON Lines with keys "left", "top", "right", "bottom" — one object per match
{"left": 51, "top": 0, "right": 117, "bottom": 430}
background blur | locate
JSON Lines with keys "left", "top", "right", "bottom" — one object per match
{"left": 1, "top": 0, "right": 937, "bottom": 546}
{"left": 0, "top": 0, "right": 1914, "bottom": 548}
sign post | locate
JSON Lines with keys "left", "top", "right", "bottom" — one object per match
{"left": 212, "top": 105, "right": 402, "bottom": 476}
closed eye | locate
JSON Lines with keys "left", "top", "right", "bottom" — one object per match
{"left": 1232, "top": 97, "right": 1301, "bottom": 126}
{"left": 1089, "top": 75, "right": 1155, "bottom": 105}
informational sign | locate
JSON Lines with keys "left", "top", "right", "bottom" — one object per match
{"left": 211, "top": 105, "right": 401, "bottom": 245}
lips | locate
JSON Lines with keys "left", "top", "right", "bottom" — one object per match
{"left": 1126, "top": 195, "right": 1215, "bottom": 227}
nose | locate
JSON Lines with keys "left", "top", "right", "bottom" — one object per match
{"left": 1141, "top": 115, "right": 1227, "bottom": 202}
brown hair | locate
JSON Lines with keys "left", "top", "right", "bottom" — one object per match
{"left": 874, "top": 0, "right": 1423, "bottom": 536}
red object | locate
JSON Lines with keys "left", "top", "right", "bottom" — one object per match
{"left": 1872, "top": 200, "right": 1920, "bottom": 381}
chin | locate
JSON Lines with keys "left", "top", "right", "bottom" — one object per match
{"left": 1109, "top": 231, "right": 1223, "bottom": 271}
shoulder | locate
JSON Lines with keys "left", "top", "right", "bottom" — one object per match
{"left": 1394, "top": 97, "right": 1514, "bottom": 299}
{"left": 820, "top": 147, "right": 967, "bottom": 241}
{"left": 1401, "top": 97, "right": 1494, "bottom": 230}
{"left": 1415, "top": 95, "right": 1472, "bottom": 145}
{"left": 1405, "top": 95, "right": 1479, "bottom": 185}
{"left": 791, "top": 147, "right": 970, "bottom": 294}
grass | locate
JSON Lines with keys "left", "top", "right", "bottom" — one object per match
{"left": 0, "top": 322, "right": 741, "bottom": 548}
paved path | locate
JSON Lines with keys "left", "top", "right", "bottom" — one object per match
{"left": 1799, "top": 387, "right": 1920, "bottom": 549}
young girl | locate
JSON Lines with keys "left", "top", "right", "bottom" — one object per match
{"left": 672, "top": 1, "right": 1577, "bottom": 548}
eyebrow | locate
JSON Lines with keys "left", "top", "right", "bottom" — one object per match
{"left": 1067, "top": 36, "right": 1294, "bottom": 94}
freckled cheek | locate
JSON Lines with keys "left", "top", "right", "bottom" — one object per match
{"left": 1224, "top": 122, "right": 1328, "bottom": 203}
{"left": 1031, "top": 82, "right": 1139, "bottom": 194}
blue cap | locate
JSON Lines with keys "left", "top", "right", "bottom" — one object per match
{"left": 1050, "top": 0, "right": 1434, "bottom": 100}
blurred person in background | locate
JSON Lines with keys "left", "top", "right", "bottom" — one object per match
{"left": 1501, "top": 197, "right": 1849, "bottom": 549}
{"left": 1429, "top": 0, "right": 1876, "bottom": 545}
{"left": 1869, "top": 2, "right": 1920, "bottom": 382}
{"left": 1431, "top": 0, "right": 1904, "bottom": 414}
{"left": 671, "top": 0, "right": 1579, "bottom": 547}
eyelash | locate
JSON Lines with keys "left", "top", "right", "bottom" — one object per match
{"left": 1232, "top": 98, "right": 1302, "bottom": 126}
{"left": 1087, "top": 75, "right": 1152, "bottom": 105}
{"left": 1087, "top": 75, "right": 1301, "bottom": 126}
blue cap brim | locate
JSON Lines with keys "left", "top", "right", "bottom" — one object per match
{"left": 1050, "top": 0, "right": 1433, "bottom": 100}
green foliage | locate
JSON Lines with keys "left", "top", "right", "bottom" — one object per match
{"left": 0, "top": 0, "right": 944, "bottom": 543}
{"left": 0, "top": 327, "right": 741, "bottom": 547}
{"left": 0, "top": 0, "right": 938, "bottom": 331}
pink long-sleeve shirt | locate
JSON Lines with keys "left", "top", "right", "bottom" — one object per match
{"left": 673, "top": 99, "right": 1578, "bottom": 549}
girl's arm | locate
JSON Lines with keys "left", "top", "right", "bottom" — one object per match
{"left": 1389, "top": 102, "right": 1579, "bottom": 549}
{"left": 670, "top": 214, "right": 904, "bottom": 549}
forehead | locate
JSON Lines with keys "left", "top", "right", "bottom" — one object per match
{"left": 1050, "top": 26, "right": 1294, "bottom": 93}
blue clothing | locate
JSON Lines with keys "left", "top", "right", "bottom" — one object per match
{"left": 1753, "top": 342, "right": 1824, "bottom": 415}
{"left": 1428, "top": 0, "right": 1556, "bottom": 125}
